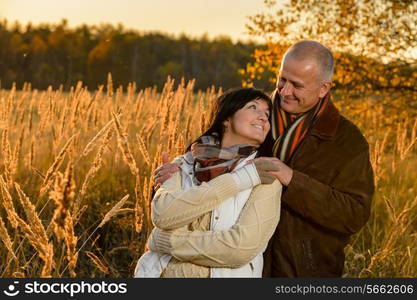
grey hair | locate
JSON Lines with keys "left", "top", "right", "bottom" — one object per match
{"left": 283, "top": 40, "right": 334, "bottom": 81}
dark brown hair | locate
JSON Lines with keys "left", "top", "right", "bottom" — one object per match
{"left": 186, "top": 87, "right": 273, "bottom": 153}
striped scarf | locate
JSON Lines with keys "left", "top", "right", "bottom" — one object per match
{"left": 271, "top": 91, "right": 330, "bottom": 162}
{"left": 191, "top": 135, "right": 257, "bottom": 184}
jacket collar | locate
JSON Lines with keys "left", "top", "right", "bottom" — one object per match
{"left": 310, "top": 100, "right": 340, "bottom": 140}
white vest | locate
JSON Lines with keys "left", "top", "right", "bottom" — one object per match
{"left": 134, "top": 151, "right": 264, "bottom": 277}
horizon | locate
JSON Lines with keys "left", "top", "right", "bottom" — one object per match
{"left": 0, "top": 17, "right": 264, "bottom": 45}
{"left": 0, "top": 0, "right": 267, "bottom": 43}
{"left": 0, "top": 0, "right": 415, "bottom": 60}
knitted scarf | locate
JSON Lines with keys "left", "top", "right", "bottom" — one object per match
{"left": 271, "top": 91, "right": 330, "bottom": 162}
{"left": 191, "top": 134, "right": 258, "bottom": 184}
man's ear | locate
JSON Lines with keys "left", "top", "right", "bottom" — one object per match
{"left": 319, "top": 81, "right": 332, "bottom": 98}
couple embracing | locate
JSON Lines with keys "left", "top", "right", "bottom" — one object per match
{"left": 134, "top": 40, "right": 375, "bottom": 278}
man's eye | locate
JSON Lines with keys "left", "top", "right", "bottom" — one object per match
{"left": 248, "top": 104, "right": 256, "bottom": 109}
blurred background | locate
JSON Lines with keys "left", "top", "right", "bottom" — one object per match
{"left": 1, "top": 0, "right": 269, "bottom": 90}
{"left": 1, "top": 0, "right": 415, "bottom": 92}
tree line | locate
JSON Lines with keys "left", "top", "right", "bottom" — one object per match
{"left": 1, "top": 13, "right": 415, "bottom": 94}
{"left": 0, "top": 19, "right": 265, "bottom": 91}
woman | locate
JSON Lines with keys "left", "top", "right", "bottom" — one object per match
{"left": 134, "top": 88, "right": 282, "bottom": 277}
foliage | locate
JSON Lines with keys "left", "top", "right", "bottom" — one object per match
{"left": 0, "top": 19, "right": 264, "bottom": 91}
{"left": 240, "top": 0, "right": 417, "bottom": 91}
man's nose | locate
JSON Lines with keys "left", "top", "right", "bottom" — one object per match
{"left": 279, "top": 81, "right": 293, "bottom": 96}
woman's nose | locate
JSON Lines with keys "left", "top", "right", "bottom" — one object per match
{"left": 258, "top": 111, "right": 268, "bottom": 121}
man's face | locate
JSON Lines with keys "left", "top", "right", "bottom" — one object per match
{"left": 277, "top": 57, "right": 328, "bottom": 117}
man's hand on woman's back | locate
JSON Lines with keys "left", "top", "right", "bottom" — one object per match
{"left": 153, "top": 152, "right": 180, "bottom": 190}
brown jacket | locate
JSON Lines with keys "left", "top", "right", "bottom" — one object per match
{"left": 263, "top": 101, "right": 375, "bottom": 277}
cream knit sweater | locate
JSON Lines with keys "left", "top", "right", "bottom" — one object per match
{"left": 147, "top": 168, "right": 282, "bottom": 277}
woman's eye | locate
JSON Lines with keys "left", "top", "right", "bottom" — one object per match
{"left": 248, "top": 104, "right": 256, "bottom": 109}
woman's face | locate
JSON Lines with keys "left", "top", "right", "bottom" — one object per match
{"left": 222, "top": 99, "right": 271, "bottom": 147}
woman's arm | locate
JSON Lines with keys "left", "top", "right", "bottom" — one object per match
{"left": 149, "top": 180, "right": 282, "bottom": 268}
{"left": 152, "top": 162, "right": 260, "bottom": 230}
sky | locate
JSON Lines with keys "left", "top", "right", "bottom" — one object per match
{"left": 0, "top": 0, "right": 268, "bottom": 42}
{"left": 1, "top": 0, "right": 415, "bottom": 59}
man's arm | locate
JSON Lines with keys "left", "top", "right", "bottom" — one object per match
{"left": 149, "top": 181, "right": 282, "bottom": 268}
{"left": 282, "top": 147, "right": 374, "bottom": 235}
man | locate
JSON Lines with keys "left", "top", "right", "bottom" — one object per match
{"left": 154, "top": 40, "right": 375, "bottom": 277}
{"left": 255, "top": 40, "right": 374, "bottom": 277}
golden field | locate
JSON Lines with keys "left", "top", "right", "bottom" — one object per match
{"left": 0, "top": 76, "right": 416, "bottom": 277}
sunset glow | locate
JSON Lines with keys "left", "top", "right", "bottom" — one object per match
{"left": 0, "top": 0, "right": 267, "bottom": 41}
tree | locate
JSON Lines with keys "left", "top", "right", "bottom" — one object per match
{"left": 241, "top": 0, "right": 417, "bottom": 91}
{"left": 0, "top": 20, "right": 263, "bottom": 91}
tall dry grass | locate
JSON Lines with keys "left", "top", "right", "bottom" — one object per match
{"left": 0, "top": 76, "right": 416, "bottom": 277}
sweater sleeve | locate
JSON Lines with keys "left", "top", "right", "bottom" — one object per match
{"left": 152, "top": 170, "right": 240, "bottom": 230}
{"left": 149, "top": 180, "right": 282, "bottom": 268}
